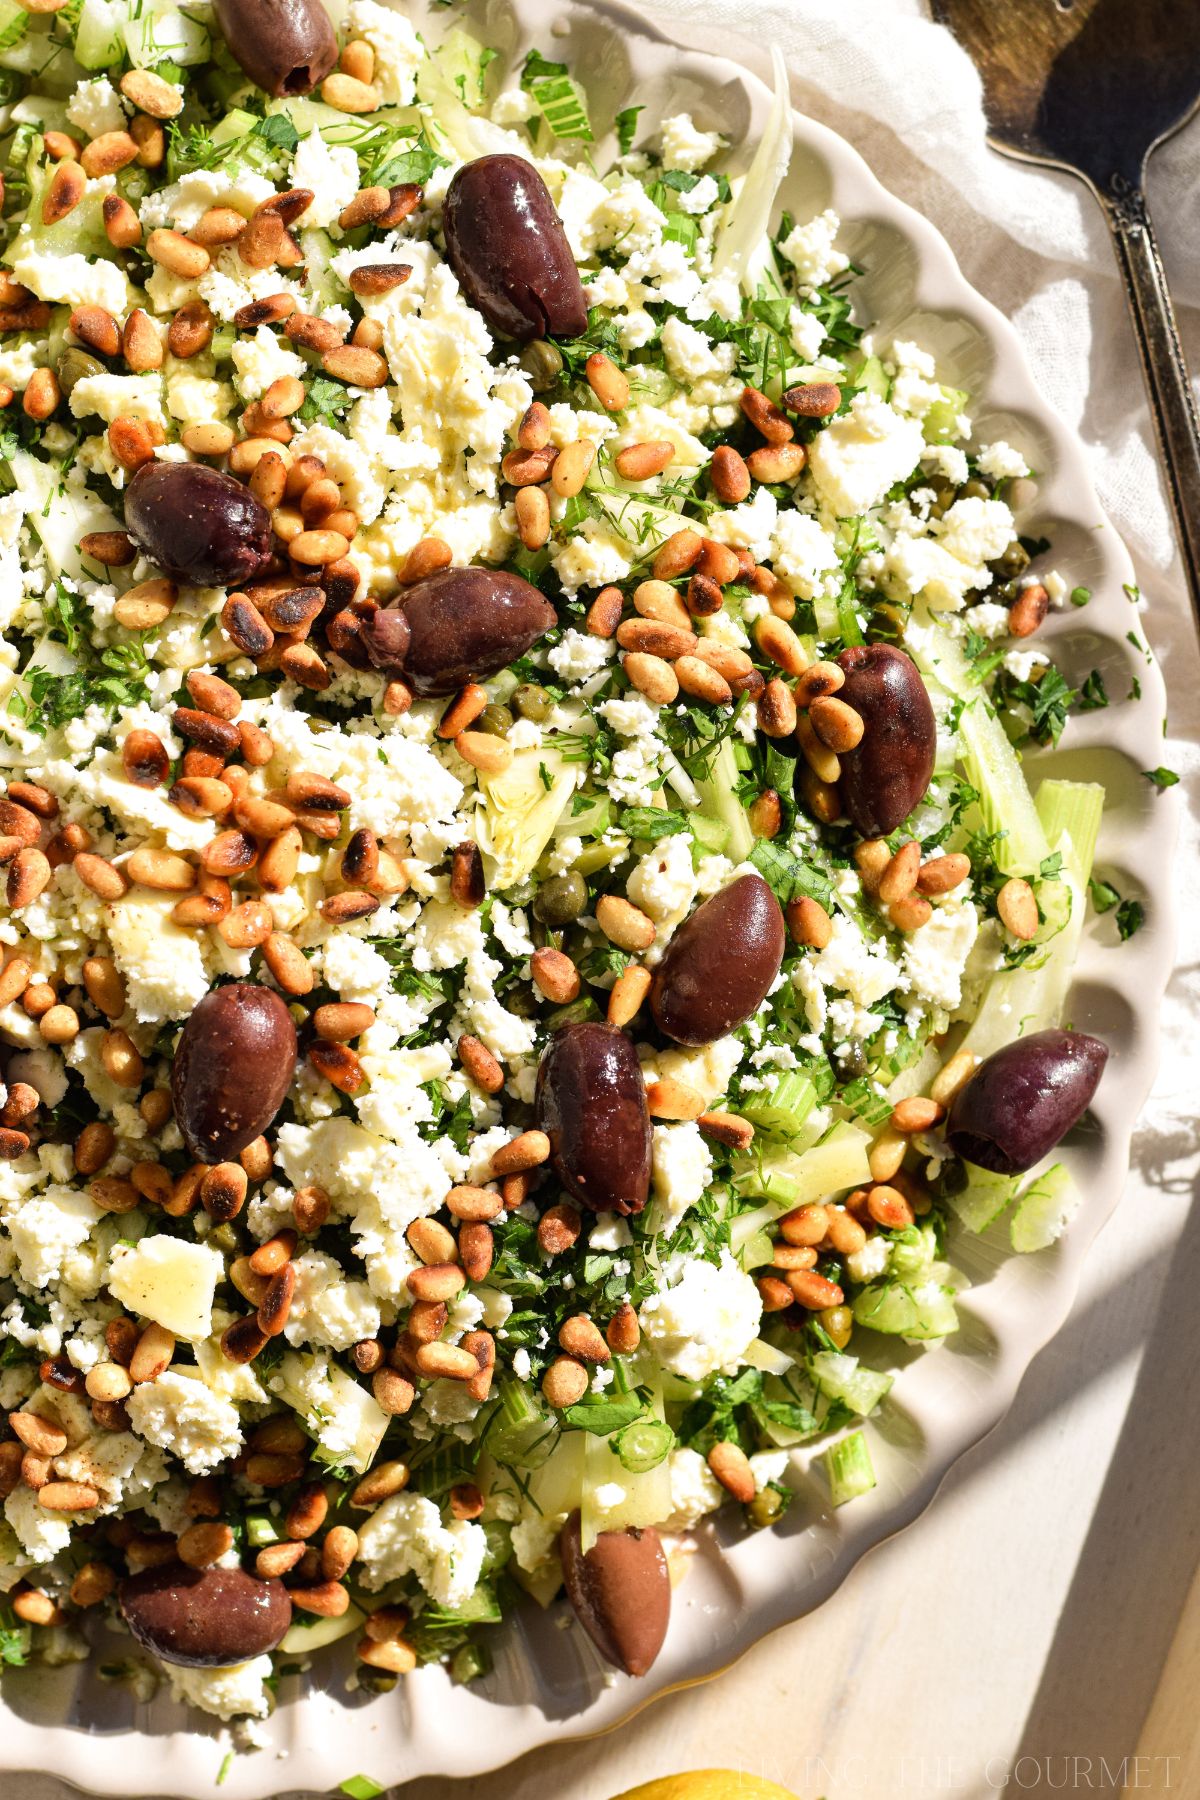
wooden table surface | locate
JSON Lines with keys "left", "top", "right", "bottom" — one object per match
{"left": 15, "top": 9, "right": 1200, "bottom": 1799}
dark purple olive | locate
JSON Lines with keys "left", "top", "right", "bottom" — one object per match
{"left": 651, "top": 873, "right": 785, "bottom": 1047}
{"left": 119, "top": 1563, "right": 292, "bottom": 1668}
{"left": 212, "top": 0, "right": 337, "bottom": 96}
{"left": 443, "top": 155, "right": 589, "bottom": 342}
{"left": 559, "top": 1513, "right": 670, "bottom": 1677}
{"left": 125, "top": 462, "right": 273, "bottom": 589}
{"left": 361, "top": 566, "right": 557, "bottom": 696}
{"left": 946, "top": 1028, "right": 1108, "bottom": 1175}
{"left": 536, "top": 1023, "right": 651, "bottom": 1216}
{"left": 172, "top": 982, "right": 296, "bottom": 1163}
{"left": 835, "top": 643, "right": 936, "bottom": 837}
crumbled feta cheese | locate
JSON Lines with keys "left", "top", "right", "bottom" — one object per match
{"left": 291, "top": 129, "right": 360, "bottom": 228}
{"left": 105, "top": 894, "right": 212, "bottom": 1023}
{"left": 356, "top": 1491, "right": 487, "bottom": 1607}
{"left": 659, "top": 1447, "right": 725, "bottom": 1530}
{"left": 347, "top": 0, "right": 424, "bottom": 104}
{"left": 978, "top": 439, "right": 1030, "bottom": 481}
{"left": 547, "top": 628, "right": 615, "bottom": 683}
{"left": 230, "top": 327, "right": 306, "bottom": 402}
{"left": 812, "top": 912, "right": 901, "bottom": 1008}
{"left": 65, "top": 78, "right": 126, "bottom": 139}
{"left": 651, "top": 1122, "right": 714, "bottom": 1234}
{"left": 659, "top": 113, "right": 723, "bottom": 172}
{"left": 166, "top": 1656, "right": 273, "bottom": 1721}
{"left": 3, "top": 1188, "right": 98, "bottom": 1290}
{"left": 638, "top": 1252, "right": 761, "bottom": 1380}
{"left": 807, "top": 392, "right": 925, "bottom": 517}
{"left": 626, "top": 832, "right": 696, "bottom": 923}
{"left": 125, "top": 1370, "right": 243, "bottom": 1476}
{"left": 779, "top": 209, "right": 849, "bottom": 289}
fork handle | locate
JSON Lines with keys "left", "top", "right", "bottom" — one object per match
{"left": 1101, "top": 178, "right": 1200, "bottom": 618}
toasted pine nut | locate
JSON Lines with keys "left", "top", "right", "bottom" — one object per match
{"left": 596, "top": 893, "right": 655, "bottom": 952}
{"left": 783, "top": 380, "right": 842, "bottom": 417}
{"left": 646, "top": 1077, "right": 705, "bottom": 1120}
{"left": 788, "top": 1268, "right": 844, "bottom": 1310}
{"left": 917, "top": 852, "right": 971, "bottom": 896}
{"left": 786, "top": 895, "right": 833, "bottom": 948}
{"left": 740, "top": 384, "right": 794, "bottom": 444}
{"left": 614, "top": 440, "right": 674, "bottom": 482}
{"left": 868, "top": 1182, "right": 915, "bottom": 1229}
{"left": 102, "top": 193, "right": 142, "bottom": 248}
{"left": 607, "top": 963, "right": 652, "bottom": 1027}
{"left": 514, "top": 483, "right": 551, "bottom": 550}
{"left": 322, "top": 344, "right": 388, "bottom": 387}
{"left": 779, "top": 1203, "right": 830, "bottom": 1247}
{"left": 652, "top": 528, "right": 703, "bottom": 581}
{"left": 809, "top": 694, "right": 865, "bottom": 752}
{"left": 129, "top": 1322, "right": 175, "bottom": 1385}
{"left": 623, "top": 651, "right": 678, "bottom": 705}
{"left": 997, "top": 876, "right": 1039, "bottom": 940}
{"left": 585, "top": 352, "right": 628, "bottom": 411}
{"left": 321, "top": 72, "right": 381, "bottom": 112}
{"left": 868, "top": 1127, "right": 907, "bottom": 1184}
{"left": 877, "top": 841, "right": 921, "bottom": 905}
{"left": 746, "top": 442, "right": 806, "bottom": 483}
{"left": 755, "top": 613, "right": 807, "bottom": 676}
{"left": 147, "top": 227, "right": 209, "bottom": 277}
{"left": 558, "top": 1313, "right": 610, "bottom": 1362}
{"left": 530, "top": 946, "right": 580, "bottom": 1003}
{"left": 757, "top": 676, "right": 798, "bottom": 737}
{"left": 634, "top": 577, "right": 691, "bottom": 631}
{"left": 710, "top": 444, "right": 750, "bottom": 503}
{"left": 697, "top": 1110, "right": 755, "bottom": 1150}
{"left": 891, "top": 1095, "right": 944, "bottom": 1133}
{"left": 930, "top": 1049, "right": 979, "bottom": 1108}
{"left": 794, "top": 661, "right": 846, "bottom": 706}
{"left": 490, "top": 1130, "right": 550, "bottom": 1176}
{"left": 708, "top": 1439, "right": 756, "bottom": 1503}
{"left": 537, "top": 1202, "right": 581, "bottom": 1256}
{"left": 542, "top": 1356, "right": 588, "bottom": 1408}
{"left": 400, "top": 536, "right": 452, "bottom": 584}
{"left": 616, "top": 619, "right": 697, "bottom": 658}
{"left": 115, "top": 576, "right": 177, "bottom": 630}
{"left": 550, "top": 437, "right": 596, "bottom": 497}
{"left": 674, "top": 654, "right": 732, "bottom": 705}
{"left": 1009, "top": 582, "right": 1050, "bottom": 638}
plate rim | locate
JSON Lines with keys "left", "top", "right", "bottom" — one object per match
{"left": 1, "top": 2, "right": 1180, "bottom": 1792}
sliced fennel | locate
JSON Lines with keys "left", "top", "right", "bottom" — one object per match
{"left": 711, "top": 47, "right": 793, "bottom": 297}
{"left": 908, "top": 605, "right": 1050, "bottom": 875}
{"left": 418, "top": 43, "right": 531, "bottom": 164}
{"left": 474, "top": 747, "right": 577, "bottom": 889}
{"left": 734, "top": 1121, "right": 873, "bottom": 1210}
{"left": 13, "top": 450, "right": 123, "bottom": 581}
{"left": 1011, "top": 1162, "right": 1080, "bottom": 1253}
{"left": 852, "top": 1280, "right": 958, "bottom": 1340}
{"left": 945, "top": 1162, "right": 1018, "bottom": 1233}
{"left": 958, "top": 777, "right": 1102, "bottom": 1061}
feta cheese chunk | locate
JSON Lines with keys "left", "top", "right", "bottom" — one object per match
{"left": 356, "top": 1491, "right": 487, "bottom": 1607}
{"left": 807, "top": 393, "right": 926, "bottom": 518}
{"left": 638, "top": 1252, "right": 762, "bottom": 1380}
{"left": 166, "top": 1655, "right": 273, "bottom": 1721}
{"left": 125, "top": 1370, "right": 243, "bottom": 1476}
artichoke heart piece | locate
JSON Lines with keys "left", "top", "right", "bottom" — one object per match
{"left": 474, "top": 746, "right": 577, "bottom": 890}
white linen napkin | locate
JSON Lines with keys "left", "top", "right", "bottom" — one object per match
{"left": 641, "top": 0, "right": 1200, "bottom": 1183}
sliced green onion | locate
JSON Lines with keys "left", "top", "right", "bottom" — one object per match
{"left": 614, "top": 1418, "right": 675, "bottom": 1473}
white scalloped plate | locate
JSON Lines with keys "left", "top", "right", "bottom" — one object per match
{"left": 3, "top": 1, "right": 1180, "bottom": 1792}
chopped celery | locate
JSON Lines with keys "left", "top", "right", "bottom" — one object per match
{"left": 822, "top": 1430, "right": 876, "bottom": 1506}
{"left": 851, "top": 354, "right": 889, "bottom": 399}
{"left": 737, "top": 1070, "right": 819, "bottom": 1141}
{"left": 946, "top": 1162, "right": 1018, "bottom": 1232}
{"left": 853, "top": 1279, "right": 958, "bottom": 1339}
{"left": 72, "top": 0, "right": 123, "bottom": 68}
{"left": 690, "top": 812, "right": 731, "bottom": 857}
{"left": 692, "top": 735, "right": 754, "bottom": 862}
{"left": 450, "top": 1640, "right": 492, "bottom": 1685}
{"left": 244, "top": 1512, "right": 281, "bottom": 1549}
{"left": 274, "top": 1355, "right": 388, "bottom": 1474}
{"left": 809, "top": 1350, "right": 892, "bottom": 1418}
{"left": 485, "top": 1378, "right": 559, "bottom": 1469}
{"left": 1011, "top": 1162, "right": 1079, "bottom": 1253}
{"left": 123, "top": 0, "right": 210, "bottom": 68}
{"left": 1036, "top": 778, "right": 1104, "bottom": 881}
{"left": 735, "top": 1121, "right": 873, "bottom": 1210}
{"left": 556, "top": 792, "right": 611, "bottom": 840}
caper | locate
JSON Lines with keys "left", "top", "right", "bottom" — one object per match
{"left": 993, "top": 579, "right": 1019, "bottom": 605}
{"left": 477, "top": 703, "right": 513, "bottom": 737}
{"left": 747, "top": 1485, "right": 787, "bottom": 1530}
{"left": 530, "top": 915, "right": 561, "bottom": 953}
{"left": 928, "top": 483, "right": 958, "bottom": 520}
{"left": 819, "top": 1304, "right": 854, "bottom": 1350}
{"left": 357, "top": 1671, "right": 398, "bottom": 1695}
{"left": 207, "top": 1223, "right": 240, "bottom": 1255}
{"left": 518, "top": 338, "right": 564, "bottom": 391}
{"left": 533, "top": 870, "right": 587, "bottom": 927}
{"left": 512, "top": 683, "right": 553, "bottom": 723}
{"left": 56, "top": 347, "right": 105, "bottom": 399}
{"left": 993, "top": 539, "right": 1030, "bottom": 579}
{"left": 503, "top": 982, "right": 541, "bottom": 1017}
{"left": 833, "top": 1041, "right": 868, "bottom": 1082}
{"left": 959, "top": 477, "right": 992, "bottom": 501}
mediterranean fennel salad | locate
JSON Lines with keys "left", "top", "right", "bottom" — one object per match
{"left": 0, "top": 0, "right": 1134, "bottom": 1742}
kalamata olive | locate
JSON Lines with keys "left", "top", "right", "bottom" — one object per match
{"left": 945, "top": 1028, "right": 1108, "bottom": 1175}
{"left": 536, "top": 1022, "right": 651, "bottom": 1215}
{"left": 125, "top": 462, "right": 273, "bottom": 589}
{"left": 119, "top": 1563, "right": 292, "bottom": 1668}
{"left": 835, "top": 643, "right": 937, "bottom": 837}
{"left": 559, "top": 1513, "right": 670, "bottom": 1677}
{"left": 172, "top": 982, "right": 296, "bottom": 1163}
{"left": 650, "top": 873, "right": 785, "bottom": 1046}
{"left": 443, "top": 155, "right": 589, "bottom": 342}
{"left": 212, "top": 0, "right": 337, "bottom": 96}
{"left": 534, "top": 871, "right": 587, "bottom": 927}
{"left": 361, "top": 566, "right": 556, "bottom": 696}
